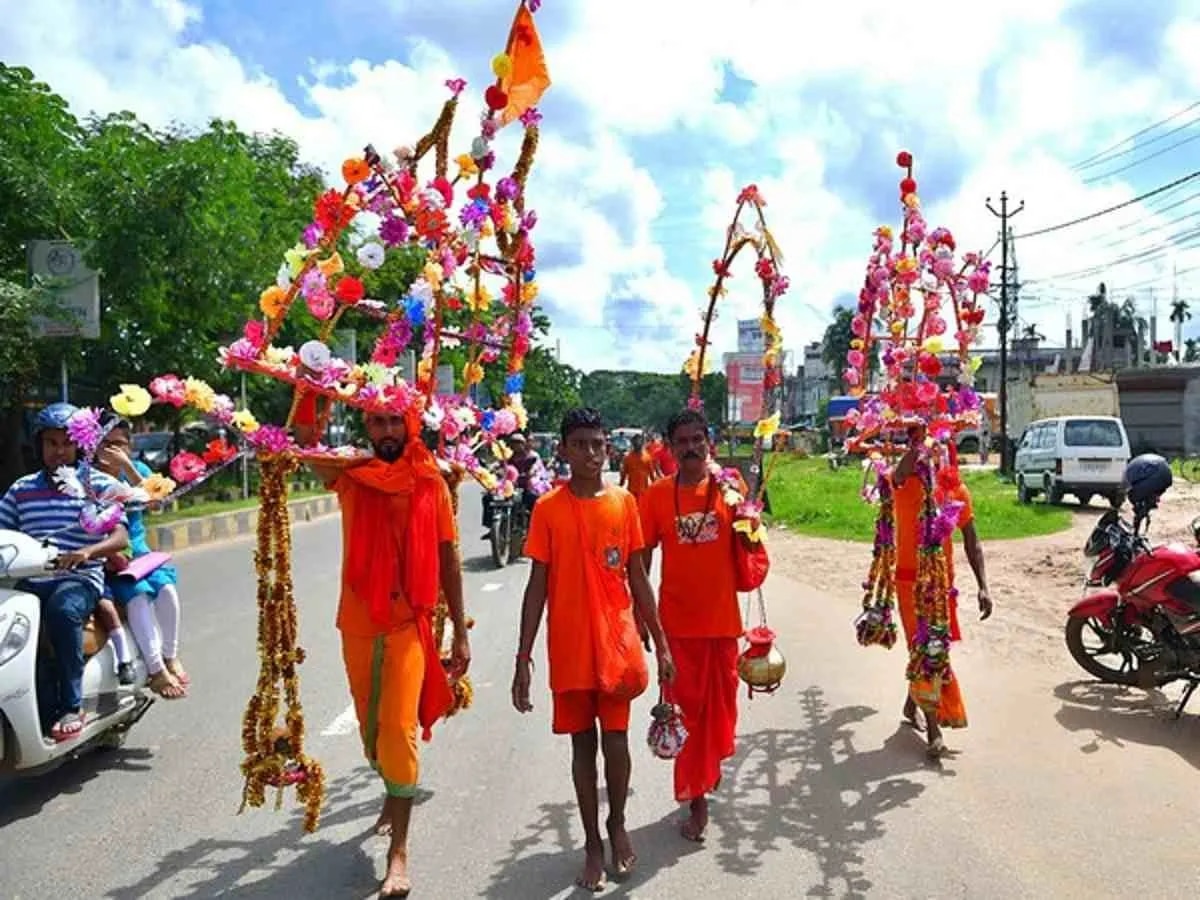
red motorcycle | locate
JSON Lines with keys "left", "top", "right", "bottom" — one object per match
{"left": 1066, "top": 502, "right": 1200, "bottom": 719}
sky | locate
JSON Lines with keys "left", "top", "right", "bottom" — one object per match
{"left": 2, "top": 0, "right": 1200, "bottom": 375}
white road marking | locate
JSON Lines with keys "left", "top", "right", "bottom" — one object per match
{"left": 481, "top": 582, "right": 503, "bottom": 593}
{"left": 321, "top": 703, "right": 359, "bottom": 736}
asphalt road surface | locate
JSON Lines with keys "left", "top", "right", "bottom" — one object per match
{"left": 2, "top": 483, "right": 1198, "bottom": 898}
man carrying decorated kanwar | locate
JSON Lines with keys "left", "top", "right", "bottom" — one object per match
{"left": 512, "top": 407, "right": 675, "bottom": 892}
{"left": 300, "top": 403, "right": 470, "bottom": 898}
{"left": 619, "top": 432, "right": 659, "bottom": 500}
{"left": 892, "top": 427, "right": 993, "bottom": 759}
{"left": 638, "top": 408, "right": 744, "bottom": 842}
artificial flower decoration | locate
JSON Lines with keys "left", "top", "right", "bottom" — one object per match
{"left": 848, "top": 153, "right": 987, "bottom": 734}
{"left": 65, "top": 407, "right": 105, "bottom": 457}
{"left": 110, "top": 384, "right": 152, "bottom": 418}
{"left": 142, "top": 473, "right": 177, "bottom": 501}
{"left": 169, "top": 452, "right": 207, "bottom": 485}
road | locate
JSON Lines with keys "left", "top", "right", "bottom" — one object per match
{"left": 2, "top": 483, "right": 1199, "bottom": 898}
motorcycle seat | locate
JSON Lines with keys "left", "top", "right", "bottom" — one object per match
{"left": 38, "top": 605, "right": 130, "bottom": 660}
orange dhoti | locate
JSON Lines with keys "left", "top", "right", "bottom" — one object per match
{"left": 896, "top": 581, "right": 967, "bottom": 728}
{"left": 341, "top": 625, "right": 426, "bottom": 797}
{"left": 666, "top": 636, "right": 739, "bottom": 802}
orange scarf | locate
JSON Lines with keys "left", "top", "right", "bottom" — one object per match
{"left": 343, "top": 440, "right": 454, "bottom": 740}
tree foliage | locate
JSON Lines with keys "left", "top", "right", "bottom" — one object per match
{"left": 580, "top": 371, "right": 727, "bottom": 433}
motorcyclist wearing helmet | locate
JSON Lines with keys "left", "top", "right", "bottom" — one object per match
{"left": 0, "top": 402, "right": 130, "bottom": 741}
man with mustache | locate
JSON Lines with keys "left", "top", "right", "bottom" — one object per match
{"left": 301, "top": 402, "right": 470, "bottom": 898}
{"left": 636, "top": 408, "right": 744, "bottom": 843}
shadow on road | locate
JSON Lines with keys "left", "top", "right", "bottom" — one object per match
{"left": 103, "top": 767, "right": 401, "bottom": 899}
{"left": 483, "top": 685, "right": 934, "bottom": 899}
{"left": 483, "top": 799, "right": 690, "bottom": 899}
{"left": 0, "top": 745, "right": 156, "bottom": 829}
{"left": 1053, "top": 679, "right": 1200, "bottom": 769}
{"left": 714, "top": 685, "right": 935, "bottom": 897}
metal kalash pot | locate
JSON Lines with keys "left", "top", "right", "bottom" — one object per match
{"left": 738, "top": 589, "right": 786, "bottom": 697}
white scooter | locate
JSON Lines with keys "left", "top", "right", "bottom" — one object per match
{"left": 0, "top": 529, "right": 155, "bottom": 775}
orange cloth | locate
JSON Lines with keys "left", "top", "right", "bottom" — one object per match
{"left": 665, "top": 635, "right": 739, "bottom": 801}
{"left": 341, "top": 628, "right": 424, "bottom": 796}
{"left": 653, "top": 443, "right": 678, "bottom": 477}
{"left": 333, "top": 447, "right": 458, "bottom": 740}
{"left": 639, "top": 475, "right": 744, "bottom": 639}
{"left": 498, "top": 5, "right": 551, "bottom": 127}
{"left": 523, "top": 485, "right": 645, "bottom": 694}
{"left": 893, "top": 474, "right": 973, "bottom": 729}
{"left": 552, "top": 690, "right": 631, "bottom": 735}
{"left": 622, "top": 450, "right": 656, "bottom": 497}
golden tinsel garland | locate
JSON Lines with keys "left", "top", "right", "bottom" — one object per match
{"left": 436, "top": 466, "right": 474, "bottom": 718}
{"left": 512, "top": 124, "right": 539, "bottom": 210}
{"left": 238, "top": 454, "right": 326, "bottom": 833}
{"left": 412, "top": 97, "right": 458, "bottom": 179}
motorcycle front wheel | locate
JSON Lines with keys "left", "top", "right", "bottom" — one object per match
{"left": 1064, "top": 615, "right": 1167, "bottom": 687}
{"left": 490, "top": 510, "right": 512, "bottom": 568}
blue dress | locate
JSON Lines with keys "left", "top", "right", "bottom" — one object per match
{"left": 108, "top": 461, "right": 179, "bottom": 605}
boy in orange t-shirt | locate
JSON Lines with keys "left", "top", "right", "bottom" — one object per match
{"left": 513, "top": 408, "right": 675, "bottom": 892}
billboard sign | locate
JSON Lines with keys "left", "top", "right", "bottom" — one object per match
{"left": 737, "top": 319, "right": 764, "bottom": 353}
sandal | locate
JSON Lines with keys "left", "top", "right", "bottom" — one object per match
{"left": 50, "top": 710, "right": 86, "bottom": 742}
{"left": 149, "top": 670, "right": 187, "bottom": 700}
{"left": 926, "top": 736, "right": 948, "bottom": 760}
{"left": 164, "top": 658, "right": 190, "bottom": 686}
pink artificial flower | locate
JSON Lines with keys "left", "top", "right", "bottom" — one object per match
{"left": 445, "top": 77, "right": 467, "bottom": 97}
{"left": 247, "top": 425, "right": 293, "bottom": 455}
{"left": 169, "top": 452, "right": 207, "bottom": 485}
{"left": 150, "top": 375, "right": 186, "bottom": 408}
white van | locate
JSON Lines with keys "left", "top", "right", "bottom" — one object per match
{"left": 1014, "top": 415, "right": 1131, "bottom": 507}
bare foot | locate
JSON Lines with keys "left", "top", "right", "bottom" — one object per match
{"left": 164, "top": 657, "right": 190, "bottom": 686}
{"left": 679, "top": 797, "right": 708, "bottom": 843}
{"left": 380, "top": 840, "right": 411, "bottom": 898}
{"left": 902, "top": 697, "right": 925, "bottom": 732}
{"left": 607, "top": 818, "right": 637, "bottom": 878}
{"left": 149, "top": 670, "right": 186, "bottom": 700}
{"left": 576, "top": 841, "right": 606, "bottom": 892}
{"left": 373, "top": 796, "right": 393, "bottom": 836}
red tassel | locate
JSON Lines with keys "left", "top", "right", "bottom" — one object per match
{"left": 294, "top": 391, "right": 318, "bottom": 427}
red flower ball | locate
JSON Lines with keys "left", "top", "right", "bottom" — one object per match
{"left": 484, "top": 86, "right": 508, "bottom": 111}
{"left": 900, "top": 177, "right": 917, "bottom": 196}
{"left": 896, "top": 151, "right": 913, "bottom": 168}
{"left": 918, "top": 353, "right": 942, "bottom": 377}
{"left": 335, "top": 275, "right": 365, "bottom": 304}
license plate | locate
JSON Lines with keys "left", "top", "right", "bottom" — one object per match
{"left": 1080, "top": 462, "right": 1107, "bottom": 473}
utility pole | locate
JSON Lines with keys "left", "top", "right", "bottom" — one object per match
{"left": 987, "top": 191, "right": 1025, "bottom": 477}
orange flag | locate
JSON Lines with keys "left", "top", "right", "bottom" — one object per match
{"left": 498, "top": 5, "right": 551, "bottom": 127}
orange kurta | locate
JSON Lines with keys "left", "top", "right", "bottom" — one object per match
{"left": 893, "top": 476, "right": 972, "bottom": 728}
{"left": 524, "top": 485, "right": 645, "bottom": 733}
{"left": 332, "top": 461, "right": 457, "bottom": 795}
{"left": 640, "top": 475, "right": 742, "bottom": 800}
{"left": 622, "top": 450, "right": 656, "bottom": 497}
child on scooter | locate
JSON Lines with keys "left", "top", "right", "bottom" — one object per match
{"left": 95, "top": 414, "right": 188, "bottom": 700}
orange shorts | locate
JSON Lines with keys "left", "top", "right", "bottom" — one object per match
{"left": 552, "top": 690, "right": 632, "bottom": 735}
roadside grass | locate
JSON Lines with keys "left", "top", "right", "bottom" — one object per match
{"left": 767, "top": 456, "right": 1073, "bottom": 542}
{"left": 147, "top": 488, "right": 324, "bottom": 525}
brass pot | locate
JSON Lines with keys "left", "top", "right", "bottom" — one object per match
{"left": 737, "top": 645, "right": 787, "bottom": 694}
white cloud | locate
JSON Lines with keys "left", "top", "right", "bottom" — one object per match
{"left": 2, "top": 0, "right": 1199, "bottom": 381}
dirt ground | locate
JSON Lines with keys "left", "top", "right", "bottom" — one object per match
{"left": 770, "top": 479, "right": 1200, "bottom": 667}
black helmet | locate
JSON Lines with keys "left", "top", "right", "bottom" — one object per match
{"left": 1123, "top": 453, "right": 1172, "bottom": 510}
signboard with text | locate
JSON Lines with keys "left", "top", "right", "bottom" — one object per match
{"left": 27, "top": 240, "right": 101, "bottom": 339}
{"left": 724, "top": 352, "right": 765, "bottom": 424}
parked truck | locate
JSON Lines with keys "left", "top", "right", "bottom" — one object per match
{"left": 1007, "top": 373, "right": 1119, "bottom": 441}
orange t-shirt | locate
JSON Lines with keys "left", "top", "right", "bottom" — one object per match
{"left": 639, "top": 475, "right": 744, "bottom": 639}
{"left": 893, "top": 476, "right": 974, "bottom": 585}
{"left": 523, "top": 485, "right": 645, "bottom": 693}
{"left": 332, "top": 471, "right": 458, "bottom": 636}
{"left": 622, "top": 450, "right": 655, "bottom": 496}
